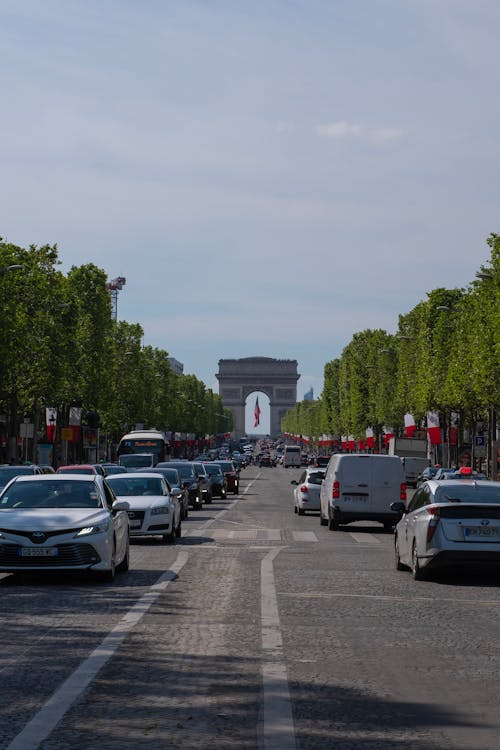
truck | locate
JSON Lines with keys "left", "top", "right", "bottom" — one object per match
{"left": 283, "top": 444, "right": 301, "bottom": 468}
{"left": 388, "top": 436, "right": 429, "bottom": 487}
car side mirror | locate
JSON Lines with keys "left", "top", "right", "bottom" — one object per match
{"left": 290, "top": 480, "right": 298, "bottom": 485}
{"left": 112, "top": 500, "right": 129, "bottom": 512}
{"left": 390, "top": 501, "right": 406, "bottom": 516}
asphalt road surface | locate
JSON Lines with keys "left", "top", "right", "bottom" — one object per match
{"left": 1, "top": 466, "right": 500, "bottom": 750}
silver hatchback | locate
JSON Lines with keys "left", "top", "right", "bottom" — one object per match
{"left": 392, "top": 479, "right": 500, "bottom": 580}
{"left": 291, "top": 468, "right": 325, "bottom": 515}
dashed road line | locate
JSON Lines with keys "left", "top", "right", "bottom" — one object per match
{"left": 5, "top": 549, "right": 190, "bottom": 750}
{"left": 291, "top": 531, "right": 318, "bottom": 543}
{"left": 348, "top": 532, "right": 382, "bottom": 544}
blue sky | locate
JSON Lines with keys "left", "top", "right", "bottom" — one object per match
{"left": 1, "top": 1, "right": 499, "bottom": 434}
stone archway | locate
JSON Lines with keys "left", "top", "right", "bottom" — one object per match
{"left": 216, "top": 357, "right": 300, "bottom": 440}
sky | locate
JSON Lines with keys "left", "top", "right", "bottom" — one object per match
{"left": 1, "top": 0, "right": 499, "bottom": 434}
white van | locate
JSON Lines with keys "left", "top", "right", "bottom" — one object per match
{"left": 283, "top": 444, "right": 301, "bottom": 468}
{"left": 319, "top": 454, "right": 406, "bottom": 530}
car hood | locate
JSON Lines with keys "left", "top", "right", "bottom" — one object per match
{"left": 113, "top": 495, "right": 171, "bottom": 510}
{"left": 0, "top": 508, "right": 110, "bottom": 531}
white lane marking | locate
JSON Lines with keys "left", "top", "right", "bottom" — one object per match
{"left": 261, "top": 547, "right": 297, "bottom": 750}
{"left": 291, "top": 531, "right": 318, "bottom": 543}
{"left": 260, "top": 529, "right": 282, "bottom": 541}
{"left": 280, "top": 591, "right": 500, "bottom": 605}
{"left": 6, "top": 549, "right": 190, "bottom": 750}
{"left": 348, "top": 532, "right": 381, "bottom": 544}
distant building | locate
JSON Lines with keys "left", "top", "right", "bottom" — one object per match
{"left": 303, "top": 387, "right": 314, "bottom": 401}
{"left": 168, "top": 357, "right": 184, "bottom": 375}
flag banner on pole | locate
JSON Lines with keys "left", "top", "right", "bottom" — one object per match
{"left": 383, "top": 426, "right": 394, "bottom": 447}
{"left": 365, "top": 426, "right": 375, "bottom": 449}
{"left": 404, "top": 413, "right": 416, "bottom": 437}
{"left": 46, "top": 407, "right": 57, "bottom": 443}
{"left": 254, "top": 396, "right": 261, "bottom": 428}
{"left": 427, "top": 411, "right": 442, "bottom": 445}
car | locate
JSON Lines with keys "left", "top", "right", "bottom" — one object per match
{"left": 417, "top": 466, "right": 439, "bottom": 486}
{"left": 214, "top": 461, "right": 240, "bottom": 494}
{"left": 191, "top": 462, "right": 212, "bottom": 504}
{"left": 291, "top": 468, "right": 325, "bottom": 515}
{"left": 434, "top": 467, "right": 456, "bottom": 480}
{"left": 56, "top": 464, "right": 105, "bottom": 476}
{"left": 118, "top": 453, "right": 156, "bottom": 471}
{"left": 259, "top": 454, "right": 273, "bottom": 467}
{"left": 100, "top": 463, "right": 128, "bottom": 476}
{"left": 157, "top": 461, "right": 203, "bottom": 509}
{"left": 314, "top": 456, "right": 331, "bottom": 468}
{"left": 392, "top": 479, "right": 500, "bottom": 580}
{"left": 134, "top": 466, "right": 190, "bottom": 519}
{"left": 203, "top": 463, "right": 227, "bottom": 498}
{"left": 320, "top": 453, "right": 406, "bottom": 530}
{"left": 106, "top": 472, "right": 181, "bottom": 543}
{"left": 0, "top": 474, "right": 129, "bottom": 580}
{"left": 0, "top": 464, "right": 45, "bottom": 490}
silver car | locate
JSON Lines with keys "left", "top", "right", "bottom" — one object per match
{"left": 392, "top": 479, "right": 500, "bottom": 580}
{"left": 291, "top": 468, "right": 325, "bottom": 515}
{"left": 0, "top": 474, "right": 130, "bottom": 580}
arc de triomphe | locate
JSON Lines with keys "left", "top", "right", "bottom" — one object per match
{"left": 216, "top": 357, "right": 300, "bottom": 439}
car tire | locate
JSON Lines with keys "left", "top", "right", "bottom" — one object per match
{"left": 328, "top": 508, "right": 339, "bottom": 531}
{"left": 116, "top": 537, "right": 130, "bottom": 572}
{"left": 320, "top": 509, "right": 328, "bottom": 526}
{"left": 221, "top": 490, "right": 227, "bottom": 499}
{"left": 411, "top": 542, "right": 426, "bottom": 580}
{"left": 163, "top": 528, "right": 176, "bottom": 544}
{"left": 101, "top": 543, "right": 116, "bottom": 581}
{"left": 383, "top": 521, "right": 394, "bottom": 532}
{"left": 394, "top": 536, "right": 406, "bottom": 571}
{"left": 298, "top": 508, "right": 305, "bottom": 516}
{"left": 175, "top": 519, "right": 182, "bottom": 539}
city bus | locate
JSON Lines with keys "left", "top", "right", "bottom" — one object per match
{"left": 117, "top": 430, "right": 167, "bottom": 467}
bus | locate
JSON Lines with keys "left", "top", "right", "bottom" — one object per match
{"left": 117, "top": 430, "right": 167, "bottom": 466}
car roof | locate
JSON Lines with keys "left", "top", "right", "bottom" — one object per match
{"left": 7, "top": 474, "right": 100, "bottom": 483}
{"left": 107, "top": 472, "right": 165, "bottom": 479}
{"left": 425, "top": 479, "right": 498, "bottom": 491}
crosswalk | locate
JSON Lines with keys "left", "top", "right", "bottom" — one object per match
{"left": 185, "top": 528, "right": 383, "bottom": 544}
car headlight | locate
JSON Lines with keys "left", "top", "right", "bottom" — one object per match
{"left": 151, "top": 505, "right": 171, "bottom": 516}
{"left": 75, "top": 522, "right": 110, "bottom": 537}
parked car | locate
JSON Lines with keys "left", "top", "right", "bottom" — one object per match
{"left": 135, "top": 466, "right": 190, "bottom": 519}
{"left": 0, "top": 464, "right": 44, "bottom": 490}
{"left": 106, "top": 472, "right": 181, "bottom": 543}
{"left": 0, "top": 474, "right": 129, "bottom": 580}
{"left": 392, "top": 479, "right": 500, "bottom": 580}
{"left": 203, "top": 463, "right": 227, "bottom": 499}
{"left": 291, "top": 468, "right": 325, "bottom": 515}
{"left": 320, "top": 454, "right": 406, "bottom": 530}
{"left": 214, "top": 461, "right": 240, "bottom": 494}
{"left": 157, "top": 461, "right": 203, "bottom": 509}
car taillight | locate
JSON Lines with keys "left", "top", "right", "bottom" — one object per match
{"left": 426, "top": 505, "right": 440, "bottom": 543}
{"left": 332, "top": 481, "right": 340, "bottom": 499}
{"left": 300, "top": 485, "right": 308, "bottom": 493}
{"left": 400, "top": 483, "right": 407, "bottom": 501}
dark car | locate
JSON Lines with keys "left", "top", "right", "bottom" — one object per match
{"left": 259, "top": 454, "right": 273, "bottom": 467}
{"left": 314, "top": 456, "right": 331, "bottom": 468}
{"left": 191, "top": 461, "right": 212, "bottom": 504}
{"left": 135, "top": 466, "right": 190, "bottom": 519}
{"left": 0, "top": 464, "right": 44, "bottom": 490}
{"left": 203, "top": 463, "right": 227, "bottom": 498}
{"left": 158, "top": 461, "right": 203, "bottom": 509}
{"left": 214, "top": 461, "right": 240, "bottom": 495}
{"left": 417, "top": 466, "right": 439, "bottom": 487}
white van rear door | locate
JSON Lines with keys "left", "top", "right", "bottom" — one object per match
{"left": 371, "top": 458, "right": 404, "bottom": 511}
{"left": 338, "top": 456, "right": 372, "bottom": 512}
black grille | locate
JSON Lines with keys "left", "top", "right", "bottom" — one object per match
{"left": 0, "top": 527, "right": 81, "bottom": 543}
{"left": 127, "top": 511, "right": 145, "bottom": 522}
{"left": 0, "top": 543, "right": 100, "bottom": 567}
{"left": 441, "top": 505, "right": 500, "bottom": 519}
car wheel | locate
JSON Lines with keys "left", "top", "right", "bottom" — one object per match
{"left": 221, "top": 489, "right": 227, "bottom": 499}
{"left": 116, "top": 536, "right": 130, "bottom": 572}
{"left": 411, "top": 542, "right": 426, "bottom": 580}
{"left": 383, "top": 521, "right": 394, "bottom": 532}
{"left": 163, "top": 528, "right": 176, "bottom": 544}
{"left": 206, "top": 495, "right": 212, "bottom": 504}
{"left": 101, "top": 543, "right": 116, "bottom": 581}
{"left": 233, "top": 486, "right": 238, "bottom": 495}
{"left": 394, "top": 536, "right": 406, "bottom": 571}
{"left": 328, "top": 508, "right": 339, "bottom": 531}
{"left": 175, "top": 518, "right": 182, "bottom": 538}
{"left": 320, "top": 508, "right": 328, "bottom": 526}
{"left": 298, "top": 508, "right": 305, "bottom": 516}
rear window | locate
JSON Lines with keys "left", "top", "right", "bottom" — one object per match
{"left": 436, "top": 484, "right": 500, "bottom": 504}
{"left": 308, "top": 471, "right": 325, "bottom": 485}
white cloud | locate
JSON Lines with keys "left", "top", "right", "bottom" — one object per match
{"left": 316, "top": 121, "right": 361, "bottom": 138}
{"left": 372, "top": 128, "right": 404, "bottom": 143}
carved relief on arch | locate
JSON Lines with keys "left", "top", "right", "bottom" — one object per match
{"left": 242, "top": 386, "right": 273, "bottom": 401}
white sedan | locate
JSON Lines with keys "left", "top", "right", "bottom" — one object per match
{"left": 0, "top": 474, "right": 130, "bottom": 580}
{"left": 393, "top": 479, "right": 500, "bottom": 580}
{"left": 291, "top": 468, "right": 325, "bottom": 515}
{"left": 106, "top": 472, "right": 181, "bottom": 543}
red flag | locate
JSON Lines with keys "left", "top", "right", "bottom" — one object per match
{"left": 254, "top": 396, "right": 261, "bottom": 427}
{"left": 404, "top": 413, "right": 416, "bottom": 437}
{"left": 427, "top": 411, "right": 442, "bottom": 445}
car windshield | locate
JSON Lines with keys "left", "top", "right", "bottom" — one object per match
{"left": 107, "top": 477, "right": 165, "bottom": 496}
{"left": 0, "top": 480, "right": 102, "bottom": 509}
{"left": 217, "top": 462, "right": 235, "bottom": 472}
{"left": 436, "top": 485, "right": 500, "bottom": 504}
{"left": 119, "top": 455, "right": 154, "bottom": 468}
{"left": 204, "top": 465, "right": 223, "bottom": 476}
{"left": 165, "top": 464, "right": 195, "bottom": 479}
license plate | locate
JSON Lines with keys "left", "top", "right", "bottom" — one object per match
{"left": 341, "top": 496, "right": 368, "bottom": 502}
{"left": 19, "top": 547, "right": 58, "bottom": 557}
{"left": 129, "top": 519, "right": 142, "bottom": 528}
{"left": 464, "top": 527, "right": 500, "bottom": 539}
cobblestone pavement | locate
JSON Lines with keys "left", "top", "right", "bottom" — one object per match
{"left": 1, "top": 467, "right": 500, "bottom": 749}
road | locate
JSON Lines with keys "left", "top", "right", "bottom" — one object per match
{"left": 1, "top": 465, "right": 500, "bottom": 749}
